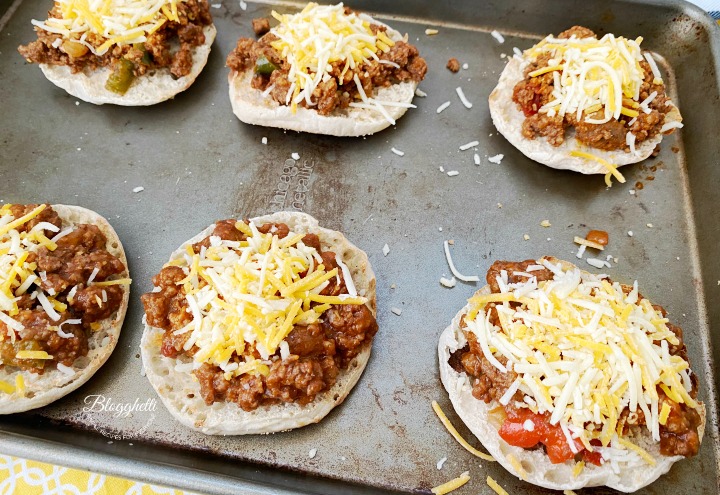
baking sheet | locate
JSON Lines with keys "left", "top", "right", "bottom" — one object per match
{"left": 1, "top": 0, "right": 719, "bottom": 493}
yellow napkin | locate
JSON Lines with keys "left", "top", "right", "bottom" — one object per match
{"left": 0, "top": 455, "right": 197, "bottom": 494}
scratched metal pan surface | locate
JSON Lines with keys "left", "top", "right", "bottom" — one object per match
{"left": 1, "top": 0, "right": 719, "bottom": 493}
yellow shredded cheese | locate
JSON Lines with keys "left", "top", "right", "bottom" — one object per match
{"left": 486, "top": 476, "right": 510, "bottom": 495}
{"left": 15, "top": 374, "right": 25, "bottom": 396}
{"left": 431, "top": 471, "right": 470, "bottom": 495}
{"left": 658, "top": 402, "right": 671, "bottom": 425}
{"left": 92, "top": 278, "right": 133, "bottom": 286}
{"left": 506, "top": 454, "right": 527, "bottom": 480}
{"left": 16, "top": 350, "right": 53, "bottom": 360}
{"left": 431, "top": 401, "right": 496, "bottom": 461}
{"left": 572, "top": 461, "right": 585, "bottom": 478}
{"left": 464, "top": 257, "right": 699, "bottom": 467}
{"left": 31, "top": 0, "right": 184, "bottom": 56}
{"left": 0, "top": 380, "right": 15, "bottom": 394}
{"left": 167, "top": 220, "right": 368, "bottom": 381}
{"left": 570, "top": 151, "right": 626, "bottom": 185}
{"left": 564, "top": 490, "right": 579, "bottom": 495}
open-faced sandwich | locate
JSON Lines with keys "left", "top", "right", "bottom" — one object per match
{"left": 0, "top": 204, "right": 130, "bottom": 414}
{"left": 18, "top": 0, "right": 216, "bottom": 105}
{"left": 226, "top": 2, "right": 427, "bottom": 136}
{"left": 438, "top": 257, "right": 705, "bottom": 492}
{"left": 141, "top": 212, "right": 378, "bottom": 434}
{"left": 489, "top": 27, "right": 683, "bottom": 181}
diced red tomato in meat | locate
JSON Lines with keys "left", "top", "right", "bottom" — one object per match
{"left": 498, "top": 408, "right": 585, "bottom": 464}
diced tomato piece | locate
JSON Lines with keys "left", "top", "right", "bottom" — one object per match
{"left": 499, "top": 419, "right": 542, "bottom": 448}
{"left": 498, "top": 409, "right": 585, "bottom": 464}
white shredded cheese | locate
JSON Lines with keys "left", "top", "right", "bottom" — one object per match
{"left": 660, "top": 121, "right": 683, "bottom": 133}
{"left": 308, "top": 448, "right": 317, "bottom": 459}
{"left": 37, "top": 292, "right": 61, "bottom": 321}
{"left": 382, "top": 244, "right": 390, "bottom": 257}
{"left": 57, "top": 363, "right": 75, "bottom": 375}
{"left": 473, "top": 154, "right": 480, "bottom": 165}
{"left": 415, "top": 88, "right": 427, "bottom": 97}
{"left": 391, "top": 307, "right": 402, "bottom": 316}
{"left": 87, "top": 267, "right": 100, "bottom": 284}
{"left": 436, "top": 101, "right": 451, "bottom": 113}
{"left": 443, "top": 241, "right": 479, "bottom": 282}
{"left": 391, "top": 147, "right": 405, "bottom": 157}
{"left": 133, "top": 186, "right": 144, "bottom": 193}
{"left": 626, "top": 132, "right": 637, "bottom": 154}
{"left": 490, "top": 30, "right": 505, "bottom": 43}
{"left": 261, "top": 137, "right": 268, "bottom": 145}
{"left": 488, "top": 154, "right": 504, "bottom": 164}
{"left": 446, "top": 171, "right": 459, "bottom": 177}
{"left": 459, "top": 141, "right": 479, "bottom": 151}
{"left": 440, "top": 276, "right": 457, "bottom": 288}
{"left": 436, "top": 456, "right": 447, "bottom": 470}
{"left": 455, "top": 87, "right": 473, "bottom": 108}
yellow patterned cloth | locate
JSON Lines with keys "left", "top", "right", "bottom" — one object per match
{"left": 0, "top": 456, "right": 198, "bottom": 495}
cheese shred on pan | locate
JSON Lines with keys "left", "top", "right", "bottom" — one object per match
{"left": 464, "top": 259, "right": 700, "bottom": 466}
{"left": 269, "top": 3, "right": 414, "bottom": 122}
{"left": 432, "top": 400, "right": 496, "bottom": 461}
{"left": 32, "top": 0, "right": 185, "bottom": 56}
{"left": 431, "top": 471, "right": 470, "bottom": 495}
{"left": 486, "top": 476, "right": 510, "bottom": 495}
{"left": 167, "top": 221, "right": 367, "bottom": 380}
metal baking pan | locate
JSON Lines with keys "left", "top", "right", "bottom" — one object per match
{"left": 1, "top": 0, "right": 719, "bottom": 493}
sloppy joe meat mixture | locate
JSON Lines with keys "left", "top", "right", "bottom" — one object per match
{"left": 226, "top": 11, "right": 427, "bottom": 116}
{"left": 141, "top": 220, "right": 378, "bottom": 412}
{"left": 18, "top": 0, "right": 212, "bottom": 79}
{"left": 0, "top": 205, "right": 126, "bottom": 374}
{"left": 512, "top": 26, "right": 672, "bottom": 152}
{"left": 449, "top": 260, "right": 702, "bottom": 459}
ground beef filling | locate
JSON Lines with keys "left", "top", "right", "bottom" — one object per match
{"left": 449, "top": 259, "right": 701, "bottom": 458}
{"left": 18, "top": 0, "right": 212, "bottom": 79}
{"left": 0, "top": 205, "right": 126, "bottom": 374}
{"left": 141, "top": 221, "right": 378, "bottom": 411}
{"left": 511, "top": 26, "right": 672, "bottom": 152}
{"left": 226, "top": 17, "right": 427, "bottom": 116}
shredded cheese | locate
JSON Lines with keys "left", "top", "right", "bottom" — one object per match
{"left": 432, "top": 401, "right": 496, "bottom": 461}
{"left": 31, "top": 0, "right": 184, "bottom": 56}
{"left": 572, "top": 461, "right": 585, "bottom": 478}
{"left": 462, "top": 258, "right": 699, "bottom": 466}
{"left": 0, "top": 204, "right": 129, "bottom": 358}
{"left": 0, "top": 380, "right": 15, "bottom": 394}
{"left": 506, "top": 453, "right": 527, "bottom": 480}
{"left": 527, "top": 32, "right": 662, "bottom": 124}
{"left": 268, "top": 3, "right": 413, "bottom": 122}
{"left": 569, "top": 151, "right": 626, "bottom": 185}
{"left": 166, "top": 220, "right": 367, "bottom": 380}
{"left": 15, "top": 374, "right": 25, "bottom": 396}
{"left": 16, "top": 350, "right": 54, "bottom": 360}
{"left": 486, "top": 476, "right": 510, "bottom": 495}
{"left": 443, "top": 241, "right": 480, "bottom": 282}
{"left": 573, "top": 236, "right": 604, "bottom": 251}
{"left": 431, "top": 472, "right": 470, "bottom": 495}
